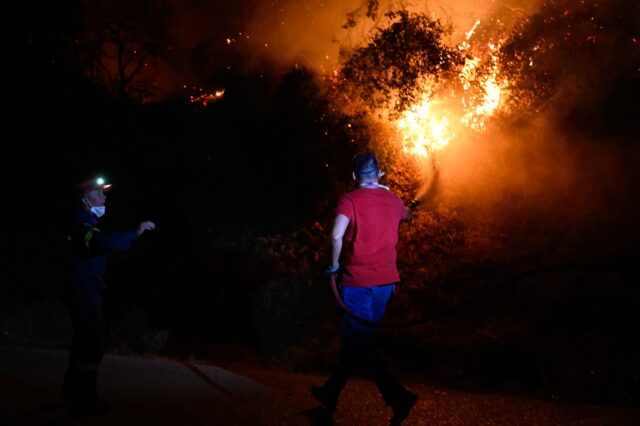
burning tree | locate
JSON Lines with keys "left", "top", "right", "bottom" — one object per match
{"left": 340, "top": 10, "right": 463, "bottom": 115}
{"left": 338, "top": 7, "right": 515, "bottom": 163}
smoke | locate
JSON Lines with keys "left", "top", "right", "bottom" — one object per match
{"left": 169, "top": 1, "right": 545, "bottom": 78}
{"left": 237, "top": 0, "right": 547, "bottom": 70}
{"left": 373, "top": 0, "right": 639, "bottom": 262}
{"left": 167, "top": 0, "right": 640, "bottom": 258}
{"left": 436, "top": 124, "right": 639, "bottom": 260}
{"left": 423, "top": 0, "right": 640, "bottom": 259}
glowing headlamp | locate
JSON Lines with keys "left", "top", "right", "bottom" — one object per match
{"left": 77, "top": 176, "right": 111, "bottom": 196}
{"left": 95, "top": 177, "right": 112, "bottom": 192}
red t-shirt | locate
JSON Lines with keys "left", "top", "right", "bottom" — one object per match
{"left": 336, "top": 187, "right": 407, "bottom": 286}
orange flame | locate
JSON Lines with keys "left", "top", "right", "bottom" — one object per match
{"left": 395, "top": 92, "right": 455, "bottom": 158}
{"left": 190, "top": 89, "right": 226, "bottom": 106}
{"left": 392, "top": 20, "right": 507, "bottom": 159}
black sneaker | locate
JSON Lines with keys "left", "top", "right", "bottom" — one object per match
{"left": 70, "top": 400, "right": 109, "bottom": 417}
{"left": 311, "top": 385, "right": 338, "bottom": 412}
{"left": 61, "top": 386, "right": 73, "bottom": 401}
{"left": 390, "top": 392, "right": 418, "bottom": 425}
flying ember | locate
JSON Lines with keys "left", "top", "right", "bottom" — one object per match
{"left": 190, "top": 89, "right": 226, "bottom": 107}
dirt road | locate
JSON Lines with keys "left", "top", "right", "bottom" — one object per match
{"left": 1, "top": 345, "right": 638, "bottom": 425}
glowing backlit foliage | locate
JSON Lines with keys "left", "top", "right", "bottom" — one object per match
{"left": 407, "top": 20, "right": 507, "bottom": 156}
{"left": 396, "top": 35, "right": 506, "bottom": 157}
{"left": 340, "top": 11, "right": 463, "bottom": 115}
{"left": 395, "top": 17, "right": 512, "bottom": 157}
{"left": 344, "top": 2, "right": 639, "bottom": 159}
{"left": 397, "top": 0, "right": 640, "bottom": 159}
{"left": 460, "top": 37, "right": 506, "bottom": 132}
{"left": 340, "top": 11, "right": 510, "bottom": 159}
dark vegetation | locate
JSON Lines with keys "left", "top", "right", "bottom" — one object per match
{"left": 2, "top": 0, "right": 640, "bottom": 408}
{"left": 498, "top": 0, "right": 640, "bottom": 140}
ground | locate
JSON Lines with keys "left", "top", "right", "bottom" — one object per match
{"left": 1, "top": 345, "right": 638, "bottom": 426}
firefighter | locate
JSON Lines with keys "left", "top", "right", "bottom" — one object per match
{"left": 63, "top": 177, "right": 155, "bottom": 415}
{"left": 312, "top": 152, "right": 418, "bottom": 425}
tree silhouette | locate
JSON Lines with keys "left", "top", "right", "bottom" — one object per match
{"left": 74, "top": 0, "right": 173, "bottom": 101}
{"left": 498, "top": 0, "right": 640, "bottom": 126}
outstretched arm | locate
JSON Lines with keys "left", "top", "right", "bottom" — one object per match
{"left": 75, "top": 221, "right": 156, "bottom": 252}
{"left": 91, "top": 228, "right": 138, "bottom": 250}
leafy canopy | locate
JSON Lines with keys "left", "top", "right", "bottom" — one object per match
{"left": 340, "top": 10, "right": 463, "bottom": 114}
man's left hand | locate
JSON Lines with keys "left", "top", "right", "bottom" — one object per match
{"left": 136, "top": 221, "right": 156, "bottom": 236}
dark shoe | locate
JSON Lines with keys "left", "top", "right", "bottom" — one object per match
{"left": 71, "top": 400, "right": 108, "bottom": 417}
{"left": 311, "top": 385, "right": 338, "bottom": 413}
{"left": 390, "top": 392, "right": 417, "bottom": 425}
{"left": 62, "top": 371, "right": 77, "bottom": 401}
{"left": 61, "top": 386, "right": 73, "bottom": 401}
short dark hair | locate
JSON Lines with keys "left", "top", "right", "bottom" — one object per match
{"left": 353, "top": 152, "right": 379, "bottom": 180}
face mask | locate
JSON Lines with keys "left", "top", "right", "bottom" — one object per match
{"left": 90, "top": 206, "right": 106, "bottom": 218}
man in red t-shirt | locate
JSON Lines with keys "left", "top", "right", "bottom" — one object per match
{"left": 312, "top": 152, "right": 417, "bottom": 425}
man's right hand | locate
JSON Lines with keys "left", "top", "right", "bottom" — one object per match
{"left": 136, "top": 221, "right": 156, "bottom": 236}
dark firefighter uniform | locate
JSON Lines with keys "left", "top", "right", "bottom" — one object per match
{"left": 63, "top": 208, "right": 138, "bottom": 407}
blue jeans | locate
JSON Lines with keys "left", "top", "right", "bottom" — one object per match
{"left": 319, "top": 283, "right": 410, "bottom": 406}
{"left": 340, "top": 284, "right": 396, "bottom": 338}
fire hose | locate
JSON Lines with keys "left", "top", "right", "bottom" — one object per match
{"left": 329, "top": 261, "right": 600, "bottom": 329}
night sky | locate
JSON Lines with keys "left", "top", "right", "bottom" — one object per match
{"left": 3, "top": 0, "right": 640, "bottom": 419}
